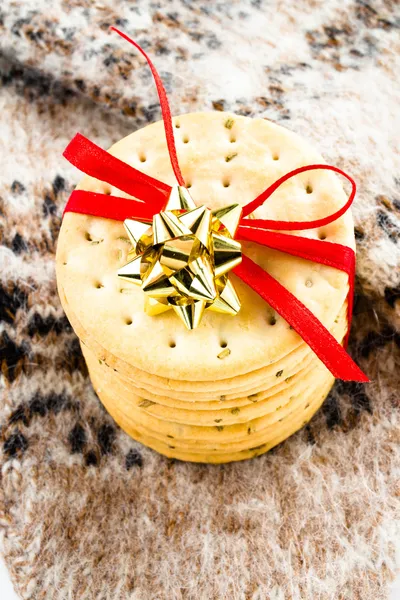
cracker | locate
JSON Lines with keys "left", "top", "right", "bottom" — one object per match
{"left": 81, "top": 308, "right": 345, "bottom": 425}
{"left": 95, "top": 375, "right": 334, "bottom": 463}
{"left": 80, "top": 301, "right": 347, "bottom": 405}
{"left": 61, "top": 279, "right": 346, "bottom": 398}
{"left": 57, "top": 112, "right": 354, "bottom": 382}
{"left": 87, "top": 350, "right": 334, "bottom": 445}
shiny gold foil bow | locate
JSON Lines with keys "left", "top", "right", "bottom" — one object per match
{"left": 118, "top": 185, "right": 243, "bottom": 329}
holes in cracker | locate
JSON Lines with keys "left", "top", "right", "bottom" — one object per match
{"left": 95, "top": 282, "right": 104, "bottom": 289}
{"left": 186, "top": 181, "right": 192, "bottom": 189}
{"left": 97, "top": 185, "right": 112, "bottom": 195}
{"left": 305, "top": 279, "right": 313, "bottom": 288}
{"left": 272, "top": 153, "right": 279, "bottom": 161}
{"left": 85, "top": 232, "right": 104, "bottom": 244}
{"left": 139, "top": 152, "right": 147, "bottom": 163}
{"left": 169, "top": 340, "right": 176, "bottom": 348}
{"left": 175, "top": 121, "right": 181, "bottom": 129}
{"left": 222, "top": 177, "right": 231, "bottom": 188}
{"left": 318, "top": 231, "right": 327, "bottom": 240}
{"left": 220, "top": 340, "right": 228, "bottom": 348}
{"left": 268, "top": 315, "right": 277, "bottom": 326}
{"left": 306, "top": 184, "right": 313, "bottom": 194}
{"left": 125, "top": 318, "right": 133, "bottom": 326}
{"left": 183, "top": 135, "right": 189, "bottom": 144}
{"left": 230, "top": 135, "right": 236, "bottom": 143}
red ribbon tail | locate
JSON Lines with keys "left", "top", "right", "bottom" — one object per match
{"left": 234, "top": 256, "right": 369, "bottom": 382}
{"left": 63, "top": 190, "right": 157, "bottom": 222}
{"left": 63, "top": 133, "right": 171, "bottom": 203}
{"left": 238, "top": 228, "right": 356, "bottom": 349}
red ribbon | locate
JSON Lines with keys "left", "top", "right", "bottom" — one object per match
{"left": 62, "top": 28, "right": 368, "bottom": 383}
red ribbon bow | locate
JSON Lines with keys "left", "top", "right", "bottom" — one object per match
{"left": 62, "top": 28, "right": 368, "bottom": 383}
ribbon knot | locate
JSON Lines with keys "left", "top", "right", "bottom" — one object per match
{"left": 118, "top": 184, "right": 243, "bottom": 329}
{"left": 61, "top": 27, "right": 368, "bottom": 383}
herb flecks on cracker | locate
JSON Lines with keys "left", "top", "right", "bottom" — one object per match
{"left": 138, "top": 399, "right": 156, "bottom": 408}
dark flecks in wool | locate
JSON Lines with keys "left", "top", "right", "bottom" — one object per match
{"left": 10, "top": 16, "right": 34, "bottom": 37}
{"left": 52, "top": 175, "right": 66, "bottom": 196}
{"left": 27, "top": 312, "right": 72, "bottom": 337}
{"left": 305, "top": 1, "right": 399, "bottom": 71}
{"left": 9, "top": 405, "right": 30, "bottom": 427}
{"left": 46, "top": 393, "right": 72, "bottom": 415}
{"left": 305, "top": 425, "right": 316, "bottom": 445}
{"left": 141, "top": 104, "right": 161, "bottom": 124}
{"left": 0, "top": 332, "right": 30, "bottom": 382}
{"left": 337, "top": 381, "right": 372, "bottom": 415}
{"left": 322, "top": 392, "right": 342, "bottom": 428}
{"left": 354, "top": 0, "right": 398, "bottom": 30}
{"left": 376, "top": 210, "right": 399, "bottom": 242}
{"left": 354, "top": 226, "right": 365, "bottom": 240}
{"left": 1, "top": 55, "right": 76, "bottom": 104}
{"left": 29, "top": 394, "right": 48, "bottom": 418}
{"left": 74, "top": 78, "right": 86, "bottom": 92}
{"left": 115, "top": 17, "right": 129, "bottom": 28}
{"left": 212, "top": 99, "right": 225, "bottom": 111}
{"left": 103, "top": 55, "right": 119, "bottom": 68}
{"left": 11, "top": 180, "right": 26, "bottom": 194}
{"left": 9, "top": 393, "right": 72, "bottom": 428}
{"left": 384, "top": 285, "right": 400, "bottom": 308}
{"left": 126, "top": 448, "right": 143, "bottom": 469}
{"left": 61, "top": 337, "right": 88, "bottom": 376}
{"left": 358, "top": 325, "right": 400, "bottom": 358}
{"left": 97, "top": 424, "right": 116, "bottom": 455}
{"left": 3, "top": 431, "right": 28, "bottom": 457}
{"left": 0, "top": 282, "right": 28, "bottom": 324}
{"left": 377, "top": 194, "right": 396, "bottom": 212}
{"left": 69, "top": 423, "right": 87, "bottom": 454}
{"left": 43, "top": 194, "right": 57, "bottom": 217}
{"left": 155, "top": 42, "right": 171, "bottom": 56}
{"left": 11, "top": 233, "right": 28, "bottom": 254}
{"left": 85, "top": 450, "right": 99, "bottom": 467}
{"left": 206, "top": 33, "right": 222, "bottom": 50}
{"left": 352, "top": 291, "right": 373, "bottom": 316}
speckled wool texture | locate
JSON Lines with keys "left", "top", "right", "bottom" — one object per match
{"left": 0, "top": 1, "right": 399, "bottom": 599}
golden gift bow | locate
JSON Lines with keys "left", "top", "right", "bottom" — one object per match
{"left": 118, "top": 185, "right": 243, "bottom": 329}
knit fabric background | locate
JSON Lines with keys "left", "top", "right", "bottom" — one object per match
{"left": 0, "top": 1, "right": 399, "bottom": 598}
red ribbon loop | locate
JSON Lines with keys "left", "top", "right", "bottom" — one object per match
{"left": 241, "top": 164, "right": 356, "bottom": 230}
{"left": 61, "top": 28, "right": 368, "bottom": 383}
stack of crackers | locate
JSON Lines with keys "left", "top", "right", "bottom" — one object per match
{"left": 56, "top": 112, "right": 354, "bottom": 463}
